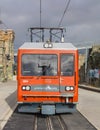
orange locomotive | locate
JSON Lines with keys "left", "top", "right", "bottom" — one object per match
{"left": 17, "top": 42, "right": 78, "bottom": 115}
{"left": 17, "top": 28, "right": 78, "bottom": 115}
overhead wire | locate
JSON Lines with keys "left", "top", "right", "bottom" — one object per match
{"left": 39, "top": 0, "right": 71, "bottom": 42}
{"left": 58, "top": 0, "right": 71, "bottom": 27}
{"left": 40, "top": 0, "right": 42, "bottom": 28}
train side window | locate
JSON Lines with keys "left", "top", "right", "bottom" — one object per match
{"left": 61, "top": 54, "right": 74, "bottom": 76}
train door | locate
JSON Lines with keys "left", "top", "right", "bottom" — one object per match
{"left": 60, "top": 53, "right": 75, "bottom": 92}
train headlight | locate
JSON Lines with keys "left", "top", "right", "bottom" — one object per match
{"left": 70, "top": 86, "right": 74, "bottom": 91}
{"left": 43, "top": 41, "right": 53, "bottom": 48}
{"left": 26, "top": 86, "right": 31, "bottom": 90}
{"left": 65, "top": 86, "right": 74, "bottom": 91}
{"left": 48, "top": 43, "right": 53, "bottom": 48}
{"left": 65, "top": 86, "right": 70, "bottom": 91}
{"left": 22, "top": 85, "right": 31, "bottom": 91}
{"left": 44, "top": 43, "right": 48, "bottom": 48}
{"left": 22, "top": 86, "right": 26, "bottom": 90}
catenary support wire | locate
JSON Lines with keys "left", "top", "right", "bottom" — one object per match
{"left": 58, "top": 0, "right": 71, "bottom": 27}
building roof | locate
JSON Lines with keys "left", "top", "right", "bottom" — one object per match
{"left": 19, "top": 42, "right": 77, "bottom": 50}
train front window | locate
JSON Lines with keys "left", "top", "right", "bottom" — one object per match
{"left": 61, "top": 54, "right": 74, "bottom": 76}
{"left": 21, "top": 54, "right": 58, "bottom": 76}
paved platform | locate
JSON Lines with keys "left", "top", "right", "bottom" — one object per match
{"left": 78, "top": 84, "right": 100, "bottom": 130}
{"left": 79, "top": 83, "right": 100, "bottom": 92}
{"left": 78, "top": 88, "right": 100, "bottom": 130}
{"left": 0, "top": 81, "right": 17, "bottom": 130}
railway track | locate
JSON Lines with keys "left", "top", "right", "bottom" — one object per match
{"left": 2, "top": 107, "right": 97, "bottom": 130}
{"left": 33, "top": 115, "right": 67, "bottom": 130}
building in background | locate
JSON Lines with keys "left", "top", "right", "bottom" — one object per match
{"left": 79, "top": 44, "right": 100, "bottom": 87}
{"left": 0, "top": 29, "right": 15, "bottom": 81}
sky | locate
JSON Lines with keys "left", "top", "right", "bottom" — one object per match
{"left": 0, "top": 0, "right": 100, "bottom": 49}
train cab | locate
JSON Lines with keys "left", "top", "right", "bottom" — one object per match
{"left": 17, "top": 41, "right": 78, "bottom": 115}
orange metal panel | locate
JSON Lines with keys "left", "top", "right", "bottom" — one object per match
{"left": 17, "top": 48, "right": 78, "bottom": 104}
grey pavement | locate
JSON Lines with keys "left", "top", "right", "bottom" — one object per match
{"left": 0, "top": 81, "right": 17, "bottom": 130}
{"left": 78, "top": 84, "right": 100, "bottom": 130}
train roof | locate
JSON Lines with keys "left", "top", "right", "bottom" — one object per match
{"left": 19, "top": 42, "right": 77, "bottom": 50}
